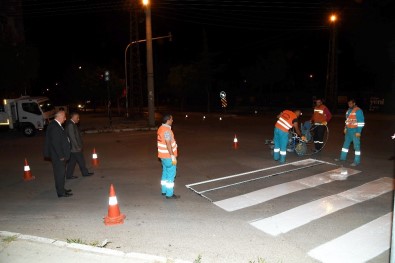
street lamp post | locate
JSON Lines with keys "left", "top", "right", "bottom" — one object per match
{"left": 325, "top": 14, "right": 338, "bottom": 112}
{"left": 124, "top": 33, "right": 171, "bottom": 118}
{"left": 142, "top": 0, "right": 155, "bottom": 127}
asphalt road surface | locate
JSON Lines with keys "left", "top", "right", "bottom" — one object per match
{"left": 0, "top": 112, "right": 394, "bottom": 263}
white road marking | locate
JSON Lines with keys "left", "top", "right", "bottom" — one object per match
{"left": 185, "top": 158, "right": 325, "bottom": 188}
{"left": 308, "top": 213, "right": 392, "bottom": 263}
{"left": 214, "top": 167, "right": 361, "bottom": 212}
{"left": 250, "top": 177, "right": 393, "bottom": 236}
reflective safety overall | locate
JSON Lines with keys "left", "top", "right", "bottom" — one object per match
{"left": 339, "top": 106, "right": 364, "bottom": 164}
{"left": 340, "top": 128, "right": 361, "bottom": 164}
{"left": 273, "top": 127, "right": 289, "bottom": 163}
{"left": 161, "top": 158, "right": 177, "bottom": 197}
{"left": 157, "top": 124, "right": 178, "bottom": 197}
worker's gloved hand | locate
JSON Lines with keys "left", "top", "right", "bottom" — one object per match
{"left": 322, "top": 121, "right": 327, "bottom": 126}
{"left": 301, "top": 136, "right": 307, "bottom": 142}
{"left": 171, "top": 155, "right": 177, "bottom": 165}
{"left": 343, "top": 128, "right": 347, "bottom": 135}
{"left": 355, "top": 133, "right": 361, "bottom": 138}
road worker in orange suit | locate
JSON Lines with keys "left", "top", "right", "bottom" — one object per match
{"left": 273, "top": 110, "right": 302, "bottom": 163}
{"left": 311, "top": 98, "right": 332, "bottom": 152}
{"left": 335, "top": 99, "right": 365, "bottom": 166}
{"left": 157, "top": 114, "right": 179, "bottom": 199}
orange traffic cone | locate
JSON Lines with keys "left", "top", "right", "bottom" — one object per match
{"left": 104, "top": 184, "right": 125, "bottom": 226}
{"left": 233, "top": 134, "right": 238, "bottom": 149}
{"left": 92, "top": 148, "right": 99, "bottom": 166}
{"left": 23, "top": 158, "right": 35, "bottom": 181}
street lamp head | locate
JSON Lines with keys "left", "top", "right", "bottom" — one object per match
{"left": 330, "top": 14, "right": 337, "bottom": 22}
{"left": 142, "top": 0, "right": 149, "bottom": 6}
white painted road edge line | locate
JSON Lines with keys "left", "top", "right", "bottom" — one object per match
{"left": 308, "top": 212, "right": 392, "bottom": 263}
{"left": 0, "top": 231, "right": 191, "bottom": 263}
{"left": 214, "top": 167, "right": 361, "bottom": 212}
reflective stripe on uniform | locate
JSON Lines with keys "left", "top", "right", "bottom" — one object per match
{"left": 274, "top": 148, "right": 280, "bottom": 153}
{"left": 158, "top": 142, "right": 167, "bottom": 147}
{"left": 280, "top": 151, "right": 286, "bottom": 156}
{"left": 166, "top": 182, "right": 174, "bottom": 188}
{"left": 157, "top": 142, "right": 177, "bottom": 154}
{"left": 342, "top": 148, "right": 349, "bottom": 153}
{"left": 355, "top": 151, "right": 361, "bottom": 156}
{"left": 278, "top": 117, "right": 293, "bottom": 129}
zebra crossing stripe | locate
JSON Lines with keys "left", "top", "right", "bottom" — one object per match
{"left": 308, "top": 212, "right": 392, "bottom": 263}
{"left": 214, "top": 167, "right": 360, "bottom": 212}
{"left": 186, "top": 158, "right": 327, "bottom": 189}
{"left": 250, "top": 177, "right": 393, "bottom": 236}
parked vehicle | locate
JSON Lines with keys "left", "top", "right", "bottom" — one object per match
{"left": 0, "top": 96, "right": 56, "bottom": 136}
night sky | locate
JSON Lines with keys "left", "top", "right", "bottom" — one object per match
{"left": 2, "top": 0, "right": 395, "bottom": 110}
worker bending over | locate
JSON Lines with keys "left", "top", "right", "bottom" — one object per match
{"left": 273, "top": 110, "right": 302, "bottom": 163}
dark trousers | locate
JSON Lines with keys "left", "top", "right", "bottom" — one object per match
{"left": 66, "top": 152, "right": 89, "bottom": 178}
{"left": 52, "top": 159, "right": 66, "bottom": 195}
{"left": 313, "top": 125, "right": 326, "bottom": 150}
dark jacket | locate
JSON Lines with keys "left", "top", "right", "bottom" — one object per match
{"left": 65, "top": 119, "right": 83, "bottom": 152}
{"left": 44, "top": 120, "right": 71, "bottom": 161}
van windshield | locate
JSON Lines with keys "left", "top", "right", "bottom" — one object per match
{"left": 39, "top": 100, "right": 55, "bottom": 113}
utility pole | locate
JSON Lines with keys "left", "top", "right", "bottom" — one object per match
{"left": 325, "top": 14, "right": 338, "bottom": 113}
{"left": 143, "top": 0, "right": 155, "bottom": 127}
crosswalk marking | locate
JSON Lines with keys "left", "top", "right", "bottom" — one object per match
{"left": 186, "top": 159, "right": 332, "bottom": 201}
{"left": 214, "top": 167, "right": 361, "bottom": 212}
{"left": 186, "top": 158, "right": 323, "bottom": 188}
{"left": 308, "top": 212, "right": 392, "bottom": 263}
{"left": 250, "top": 177, "right": 393, "bottom": 236}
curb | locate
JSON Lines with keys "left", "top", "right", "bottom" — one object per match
{"left": 84, "top": 127, "right": 158, "bottom": 134}
{"left": 0, "top": 231, "right": 191, "bottom": 263}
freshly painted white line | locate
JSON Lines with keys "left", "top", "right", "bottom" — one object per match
{"left": 198, "top": 162, "right": 325, "bottom": 194}
{"left": 291, "top": 159, "right": 317, "bottom": 166}
{"left": 308, "top": 213, "right": 392, "bottom": 263}
{"left": 185, "top": 158, "right": 322, "bottom": 188}
{"left": 214, "top": 168, "right": 361, "bottom": 212}
{"left": 250, "top": 177, "right": 393, "bottom": 236}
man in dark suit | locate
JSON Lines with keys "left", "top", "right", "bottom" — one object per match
{"left": 65, "top": 112, "right": 94, "bottom": 179}
{"left": 44, "top": 110, "right": 72, "bottom": 198}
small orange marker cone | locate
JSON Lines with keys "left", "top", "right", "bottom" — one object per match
{"left": 104, "top": 184, "right": 125, "bottom": 226}
{"left": 92, "top": 148, "right": 99, "bottom": 166}
{"left": 23, "top": 158, "right": 35, "bottom": 181}
{"left": 233, "top": 134, "right": 238, "bottom": 149}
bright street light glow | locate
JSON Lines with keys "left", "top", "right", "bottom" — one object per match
{"left": 330, "top": 15, "right": 337, "bottom": 22}
{"left": 142, "top": 0, "right": 149, "bottom": 6}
